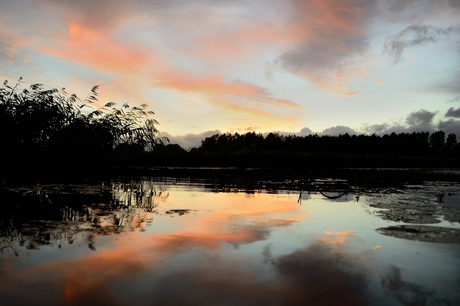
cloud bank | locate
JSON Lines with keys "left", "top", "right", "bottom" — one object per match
{"left": 167, "top": 107, "right": 460, "bottom": 148}
{"left": 160, "top": 130, "right": 221, "bottom": 149}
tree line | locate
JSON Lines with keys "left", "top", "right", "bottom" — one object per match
{"left": 2, "top": 79, "right": 460, "bottom": 183}
{"left": 145, "top": 131, "right": 460, "bottom": 168}
{"left": 198, "top": 130, "right": 457, "bottom": 157}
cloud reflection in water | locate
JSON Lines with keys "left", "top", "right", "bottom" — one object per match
{"left": 2, "top": 184, "right": 459, "bottom": 305}
{"left": 1, "top": 232, "right": 371, "bottom": 305}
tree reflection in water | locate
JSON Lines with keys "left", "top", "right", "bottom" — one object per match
{"left": 381, "top": 265, "right": 453, "bottom": 306}
{"left": 0, "top": 182, "right": 167, "bottom": 252}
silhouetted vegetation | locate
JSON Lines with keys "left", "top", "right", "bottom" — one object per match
{"left": 0, "top": 78, "right": 167, "bottom": 182}
{"left": 147, "top": 131, "right": 460, "bottom": 168}
{"left": 2, "top": 78, "right": 460, "bottom": 184}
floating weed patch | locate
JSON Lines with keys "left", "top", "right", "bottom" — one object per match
{"left": 377, "top": 225, "right": 460, "bottom": 244}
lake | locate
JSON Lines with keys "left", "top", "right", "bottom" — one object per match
{"left": 1, "top": 176, "right": 460, "bottom": 305}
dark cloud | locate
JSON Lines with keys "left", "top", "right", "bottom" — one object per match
{"left": 363, "top": 124, "right": 407, "bottom": 135}
{"left": 278, "top": 0, "right": 460, "bottom": 85}
{"left": 144, "top": 239, "right": 371, "bottom": 305}
{"left": 271, "top": 241, "right": 369, "bottom": 305}
{"left": 384, "top": 25, "right": 459, "bottom": 63}
{"left": 277, "top": 0, "right": 378, "bottom": 86}
{"left": 363, "top": 109, "right": 438, "bottom": 135}
{"left": 362, "top": 109, "right": 460, "bottom": 138}
{"left": 364, "top": 123, "right": 390, "bottom": 134}
{"left": 278, "top": 38, "right": 368, "bottom": 81}
{"left": 437, "top": 119, "right": 460, "bottom": 135}
{"left": 297, "top": 127, "right": 313, "bottom": 136}
{"left": 445, "top": 107, "right": 460, "bottom": 118}
{"left": 405, "top": 109, "right": 436, "bottom": 128}
{"left": 321, "top": 125, "right": 358, "bottom": 136}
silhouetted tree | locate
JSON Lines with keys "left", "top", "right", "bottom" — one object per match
{"left": 429, "top": 131, "right": 445, "bottom": 156}
{"left": 193, "top": 130, "right": 458, "bottom": 168}
{"left": 445, "top": 133, "right": 458, "bottom": 157}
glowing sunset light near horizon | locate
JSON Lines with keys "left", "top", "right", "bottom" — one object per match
{"left": 1, "top": 0, "right": 459, "bottom": 148}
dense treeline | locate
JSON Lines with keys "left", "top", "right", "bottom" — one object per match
{"left": 147, "top": 131, "right": 460, "bottom": 168}
{"left": 0, "top": 78, "right": 166, "bottom": 182}
{"left": 198, "top": 131, "right": 458, "bottom": 157}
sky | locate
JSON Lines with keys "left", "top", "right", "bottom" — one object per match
{"left": 1, "top": 0, "right": 460, "bottom": 148}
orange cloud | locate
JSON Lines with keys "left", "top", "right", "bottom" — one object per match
{"left": 340, "top": 91, "right": 358, "bottom": 97}
{"left": 152, "top": 229, "right": 267, "bottom": 252}
{"left": 257, "top": 97, "right": 302, "bottom": 108}
{"left": 207, "top": 95, "right": 303, "bottom": 130}
{"left": 156, "top": 73, "right": 301, "bottom": 110}
{"left": 321, "top": 231, "right": 356, "bottom": 245}
{"left": 156, "top": 73, "right": 265, "bottom": 96}
{"left": 152, "top": 72, "right": 303, "bottom": 129}
{"left": 173, "top": 193, "right": 303, "bottom": 237}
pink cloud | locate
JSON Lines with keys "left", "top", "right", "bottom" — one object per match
{"left": 27, "top": 15, "right": 301, "bottom": 128}
{"left": 193, "top": 23, "right": 297, "bottom": 59}
{"left": 39, "top": 23, "right": 164, "bottom": 75}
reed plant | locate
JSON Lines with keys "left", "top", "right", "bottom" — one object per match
{"left": 0, "top": 78, "right": 167, "bottom": 181}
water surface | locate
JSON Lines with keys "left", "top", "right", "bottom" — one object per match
{"left": 1, "top": 180, "right": 459, "bottom": 305}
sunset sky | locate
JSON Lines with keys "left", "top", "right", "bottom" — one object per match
{"left": 1, "top": 0, "right": 459, "bottom": 147}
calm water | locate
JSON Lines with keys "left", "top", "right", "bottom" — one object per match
{"left": 1, "top": 179, "right": 460, "bottom": 305}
